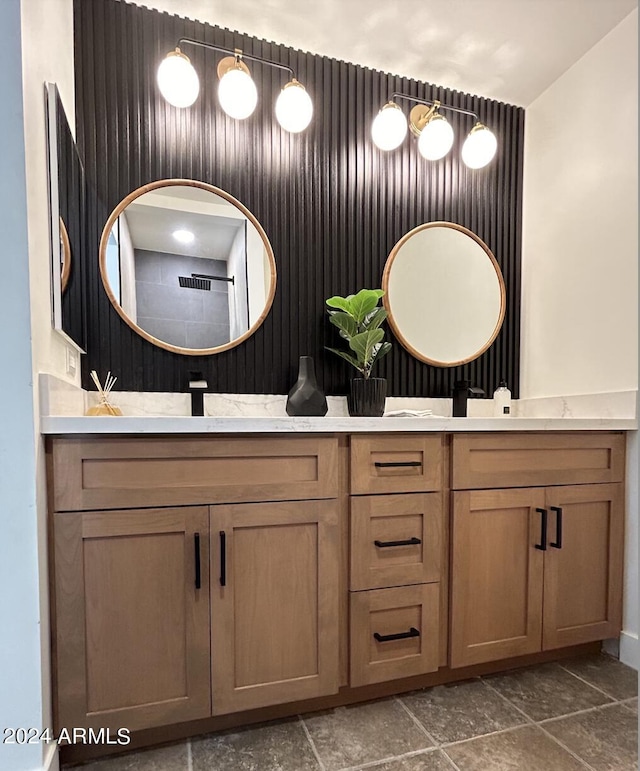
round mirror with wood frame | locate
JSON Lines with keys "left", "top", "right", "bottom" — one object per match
{"left": 382, "top": 222, "right": 506, "bottom": 367}
{"left": 99, "top": 179, "right": 277, "bottom": 356}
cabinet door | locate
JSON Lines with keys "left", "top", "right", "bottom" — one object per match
{"left": 211, "top": 500, "right": 339, "bottom": 714}
{"left": 451, "top": 488, "right": 545, "bottom": 668}
{"left": 54, "top": 507, "right": 211, "bottom": 732}
{"left": 543, "top": 484, "right": 624, "bottom": 649}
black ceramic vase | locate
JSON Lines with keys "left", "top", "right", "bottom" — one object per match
{"left": 286, "top": 356, "right": 328, "bottom": 416}
{"left": 349, "top": 377, "right": 387, "bottom": 417}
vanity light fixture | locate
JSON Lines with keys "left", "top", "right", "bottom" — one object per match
{"left": 157, "top": 39, "right": 313, "bottom": 132}
{"left": 372, "top": 93, "right": 497, "bottom": 169}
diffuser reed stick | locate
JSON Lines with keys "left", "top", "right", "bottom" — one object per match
{"left": 86, "top": 370, "right": 122, "bottom": 416}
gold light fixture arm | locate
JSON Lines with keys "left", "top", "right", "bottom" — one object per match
{"left": 216, "top": 50, "right": 251, "bottom": 80}
{"left": 177, "top": 37, "right": 296, "bottom": 79}
{"left": 409, "top": 101, "right": 440, "bottom": 137}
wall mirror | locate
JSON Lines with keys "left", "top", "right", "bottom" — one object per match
{"left": 46, "top": 82, "right": 86, "bottom": 350}
{"left": 382, "top": 222, "right": 505, "bottom": 367}
{"left": 99, "top": 179, "right": 276, "bottom": 355}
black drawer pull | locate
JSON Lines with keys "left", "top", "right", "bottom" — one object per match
{"left": 219, "top": 531, "right": 227, "bottom": 587}
{"left": 374, "top": 461, "right": 422, "bottom": 468}
{"left": 535, "top": 508, "right": 548, "bottom": 551}
{"left": 550, "top": 506, "right": 563, "bottom": 549}
{"left": 194, "top": 533, "right": 201, "bottom": 590}
{"left": 374, "top": 627, "right": 420, "bottom": 643}
{"left": 374, "top": 537, "right": 422, "bottom": 548}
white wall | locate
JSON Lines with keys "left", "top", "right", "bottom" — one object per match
{"left": 521, "top": 10, "right": 638, "bottom": 398}
{"left": 0, "top": 1, "right": 75, "bottom": 770}
{"left": 521, "top": 10, "right": 638, "bottom": 668}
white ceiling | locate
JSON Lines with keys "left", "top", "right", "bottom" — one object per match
{"left": 133, "top": 0, "right": 636, "bottom": 106}
{"left": 125, "top": 200, "right": 243, "bottom": 260}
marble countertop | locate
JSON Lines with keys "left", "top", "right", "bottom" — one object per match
{"left": 40, "top": 415, "right": 637, "bottom": 434}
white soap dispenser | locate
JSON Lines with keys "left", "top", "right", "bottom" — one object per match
{"left": 493, "top": 380, "right": 512, "bottom": 417}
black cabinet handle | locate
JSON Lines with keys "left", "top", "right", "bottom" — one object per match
{"left": 219, "top": 531, "right": 227, "bottom": 587}
{"left": 535, "top": 508, "right": 548, "bottom": 551}
{"left": 374, "top": 461, "right": 422, "bottom": 468}
{"left": 194, "top": 533, "right": 201, "bottom": 590}
{"left": 550, "top": 506, "right": 563, "bottom": 549}
{"left": 374, "top": 627, "right": 420, "bottom": 643}
{"left": 374, "top": 537, "right": 422, "bottom": 548}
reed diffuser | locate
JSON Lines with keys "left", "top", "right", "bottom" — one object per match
{"left": 85, "top": 370, "right": 123, "bottom": 416}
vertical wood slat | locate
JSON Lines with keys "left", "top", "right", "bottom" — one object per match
{"left": 75, "top": 0, "right": 524, "bottom": 398}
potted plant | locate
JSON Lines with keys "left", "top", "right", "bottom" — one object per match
{"left": 326, "top": 288, "right": 392, "bottom": 417}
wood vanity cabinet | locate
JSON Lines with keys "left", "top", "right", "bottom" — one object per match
{"left": 348, "top": 435, "right": 446, "bottom": 686}
{"left": 49, "top": 435, "right": 340, "bottom": 733}
{"left": 450, "top": 433, "right": 625, "bottom": 668}
{"left": 47, "top": 429, "right": 627, "bottom": 755}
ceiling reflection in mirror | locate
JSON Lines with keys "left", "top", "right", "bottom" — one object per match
{"left": 100, "top": 181, "right": 276, "bottom": 355}
{"left": 382, "top": 222, "right": 505, "bottom": 367}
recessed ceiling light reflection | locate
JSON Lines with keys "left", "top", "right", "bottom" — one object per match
{"left": 173, "top": 229, "right": 195, "bottom": 244}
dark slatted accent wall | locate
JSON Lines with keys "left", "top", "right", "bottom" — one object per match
{"left": 74, "top": 0, "right": 524, "bottom": 397}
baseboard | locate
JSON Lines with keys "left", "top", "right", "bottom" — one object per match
{"left": 618, "top": 631, "right": 639, "bottom": 670}
{"left": 42, "top": 741, "right": 59, "bottom": 771}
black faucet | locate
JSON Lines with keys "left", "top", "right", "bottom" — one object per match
{"left": 188, "top": 370, "right": 208, "bottom": 417}
{"left": 452, "top": 380, "right": 485, "bottom": 417}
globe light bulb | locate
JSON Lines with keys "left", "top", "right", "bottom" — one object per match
{"left": 417, "top": 114, "right": 454, "bottom": 160}
{"left": 275, "top": 80, "right": 313, "bottom": 133}
{"left": 461, "top": 123, "right": 498, "bottom": 169}
{"left": 157, "top": 49, "right": 200, "bottom": 108}
{"left": 371, "top": 102, "right": 407, "bottom": 151}
{"left": 218, "top": 65, "right": 258, "bottom": 120}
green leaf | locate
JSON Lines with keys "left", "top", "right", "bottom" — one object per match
{"left": 348, "top": 289, "right": 384, "bottom": 323}
{"left": 326, "top": 347, "right": 363, "bottom": 373}
{"left": 370, "top": 341, "right": 392, "bottom": 367}
{"left": 349, "top": 328, "right": 384, "bottom": 366}
{"left": 364, "top": 307, "right": 388, "bottom": 330}
{"left": 326, "top": 296, "right": 353, "bottom": 314}
{"left": 328, "top": 311, "right": 358, "bottom": 340}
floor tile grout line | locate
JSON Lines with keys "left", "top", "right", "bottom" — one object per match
{"left": 439, "top": 721, "right": 533, "bottom": 748}
{"left": 394, "top": 694, "right": 441, "bottom": 748}
{"left": 534, "top": 721, "right": 599, "bottom": 771}
{"left": 556, "top": 662, "right": 627, "bottom": 702}
{"left": 479, "top": 678, "right": 537, "bottom": 725}
{"left": 439, "top": 748, "right": 464, "bottom": 771}
{"left": 186, "top": 737, "right": 193, "bottom": 771}
{"left": 298, "top": 715, "right": 327, "bottom": 771}
{"left": 619, "top": 697, "right": 638, "bottom": 713}
{"left": 537, "top": 699, "right": 635, "bottom": 725}
{"left": 481, "top": 679, "right": 598, "bottom": 771}
{"left": 330, "top": 747, "right": 443, "bottom": 771}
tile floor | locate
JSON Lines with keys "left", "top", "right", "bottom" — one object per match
{"left": 67, "top": 653, "right": 638, "bottom": 771}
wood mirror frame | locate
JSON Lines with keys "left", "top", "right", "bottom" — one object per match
{"left": 60, "top": 217, "right": 71, "bottom": 293}
{"left": 99, "top": 178, "right": 277, "bottom": 356}
{"left": 382, "top": 221, "right": 506, "bottom": 367}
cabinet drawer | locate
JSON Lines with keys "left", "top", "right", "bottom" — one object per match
{"left": 350, "top": 494, "right": 442, "bottom": 590}
{"left": 50, "top": 435, "right": 338, "bottom": 511}
{"left": 350, "top": 584, "right": 439, "bottom": 686}
{"left": 452, "top": 433, "right": 625, "bottom": 490}
{"left": 351, "top": 434, "right": 443, "bottom": 495}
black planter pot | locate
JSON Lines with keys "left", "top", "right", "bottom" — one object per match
{"left": 286, "top": 356, "right": 328, "bottom": 416}
{"left": 348, "top": 377, "right": 387, "bottom": 417}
